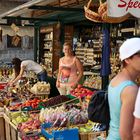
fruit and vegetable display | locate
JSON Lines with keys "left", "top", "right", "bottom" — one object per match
{"left": 39, "top": 104, "right": 88, "bottom": 127}
{"left": 0, "top": 89, "right": 25, "bottom": 107}
{"left": 30, "top": 81, "right": 50, "bottom": 94}
{"left": 8, "top": 94, "right": 77, "bottom": 112}
{"left": 11, "top": 112, "right": 29, "bottom": 126}
{"left": 39, "top": 95, "right": 73, "bottom": 108}
{"left": 83, "top": 75, "right": 102, "bottom": 89}
{"left": 70, "top": 84, "right": 96, "bottom": 98}
{"left": 18, "top": 119, "right": 41, "bottom": 140}
{"left": 8, "top": 98, "right": 42, "bottom": 111}
{"left": 21, "top": 135, "right": 46, "bottom": 140}
{"left": 18, "top": 119, "right": 41, "bottom": 133}
{"left": 21, "top": 98, "right": 42, "bottom": 111}
{"left": 0, "top": 76, "right": 107, "bottom": 140}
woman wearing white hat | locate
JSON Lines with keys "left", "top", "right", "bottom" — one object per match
{"left": 107, "top": 38, "right": 140, "bottom": 140}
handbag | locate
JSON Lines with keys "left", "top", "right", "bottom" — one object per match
{"left": 88, "top": 90, "right": 110, "bottom": 129}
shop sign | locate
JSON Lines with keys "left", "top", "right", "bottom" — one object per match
{"left": 107, "top": 0, "right": 140, "bottom": 18}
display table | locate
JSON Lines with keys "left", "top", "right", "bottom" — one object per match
{"left": 3, "top": 113, "right": 18, "bottom": 140}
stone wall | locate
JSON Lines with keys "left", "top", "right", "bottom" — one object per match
{"left": 0, "top": 48, "right": 34, "bottom": 62}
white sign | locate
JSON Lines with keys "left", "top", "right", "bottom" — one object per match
{"left": 107, "top": 0, "right": 140, "bottom": 18}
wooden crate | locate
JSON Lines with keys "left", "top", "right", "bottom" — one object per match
{"left": 88, "top": 131, "right": 106, "bottom": 140}
{"left": 5, "top": 118, "right": 11, "bottom": 140}
{"left": 79, "top": 131, "right": 106, "bottom": 140}
{"left": 4, "top": 114, "right": 18, "bottom": 140}
{"left": 10, "top": 122, "right": 18, "bottom": 140}
{"left": 79, "top": 132, "right": 88, "bottom": 140}
{"left": 0, "top": 117, "right": 5, "bottom": 140}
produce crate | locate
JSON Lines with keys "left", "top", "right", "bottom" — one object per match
{"left": 4, "top": 114, "right": 11, "bottom": 140}
{"left": 4, "top": 107, "right": 26, "bottom": 121}
{"left": 41, "top": 123, "right": 79, "bottom": 140}
{"left": 10, "top": 123, "right": 18, "bottom": 140}
{"left": 79, "top": 132, "right": 88, "bottom": 140}
{"left": 79, "top": 131, "right": 106, "bottom": 140}
{"left": 38, "top": 94, "right": 80, "bottom": 109}
{"left": 88, "top": 131, "right": 106, "bottom": 140}
{"left": 18, "top": 130, "right": 39, "bottom": 138}
{"left": 66, "top": 94, "right": 80, "bottom": 104}
{"left": 0, "top": 117, "right": 5, "bottom": 140}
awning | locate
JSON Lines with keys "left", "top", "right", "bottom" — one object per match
{"left": 0, "top": 0, "right": 56, "bottom": 18}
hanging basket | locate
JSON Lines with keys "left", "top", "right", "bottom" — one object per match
{"left": 98, "top": 1, "right": 130, "bottom": 23}
{"left": 84, "top": 0, "right": 103, "bottom": 23}
{"left": 84, "top": 0, "right": 130, "bottom": 23}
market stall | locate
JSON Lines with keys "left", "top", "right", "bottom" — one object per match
{"left": 0, "top": 0, "right": 140, "bottom": 140}
{"left": 0, "top": 78, "right": 107, "bottom": 140}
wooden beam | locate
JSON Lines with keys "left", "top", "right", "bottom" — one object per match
{"left": 29, "top": 5, "right": 84, "bottom": 12}
{"left": 3, "top": 16, "right": 58, "bottom": 22}
{"left": 0, "top": 23, "right": 34, "bottom": 26}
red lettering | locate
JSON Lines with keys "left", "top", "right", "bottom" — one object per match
{"left": 118, "top": 0, "right": 127, "bottom": 7}
{"left": 118, "top": 0, "right": 140, "bottom": 11}
{"left": 133, "top": 1, "right": 139, "bottom": 8}
{"left": 126, "top": 0, "right": 133, "bottom": 11}
{"left": 138, "top": 3, "right": 140, "bottom": 8}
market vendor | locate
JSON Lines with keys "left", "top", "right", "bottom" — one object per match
{"left": 56, "top": 42, "right": 83, "bottom": 95}
{"left": 8, "top": 57, "right": 48, "bottom": 86}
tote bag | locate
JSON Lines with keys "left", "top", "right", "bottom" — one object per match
{"left": 88, "top": 90, "right": 110, "bottom": 129}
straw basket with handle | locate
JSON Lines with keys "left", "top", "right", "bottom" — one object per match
{"left": 98, "top": 0, "right": 130, "bottom": 23}
{"left": 84, "top": 0, "right": 103, "bottom": 23}
{"left": 84, "top": 0, "right": 130, "bottom": 23}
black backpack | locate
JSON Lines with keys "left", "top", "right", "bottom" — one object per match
{"left": 88, "top": 90, "right": 110, "bottom": 129}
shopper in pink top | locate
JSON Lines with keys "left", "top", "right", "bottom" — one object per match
{"left": 56, "top": 42, "right": 83, "bottom": 95}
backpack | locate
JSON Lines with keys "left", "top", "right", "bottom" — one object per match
{"left": 88, "top": 90, "right": 110, "bottom": 129}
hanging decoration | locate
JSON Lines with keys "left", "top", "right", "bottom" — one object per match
{"left": 11, "top": 23, "right": 20, "bottom": 33}
{"left": 11, "top": 23, "right": 21, "bottom": 47}
{"left": 84, "top": 0, "right": 130, "bottom": 23}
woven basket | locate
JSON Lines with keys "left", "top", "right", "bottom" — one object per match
{"left": 84, "top": 0, "right": 103, "bottom": 23}
{"left": 98, "top": 1, "right": 130, "bottom": 23}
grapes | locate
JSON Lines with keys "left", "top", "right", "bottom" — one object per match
{"left": 43, "top": 95, "right": 70, "bottom": 107}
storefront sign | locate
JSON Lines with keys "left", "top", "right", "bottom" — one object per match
{"left": 107, "top": 0, "right": 140, "bottom": 18}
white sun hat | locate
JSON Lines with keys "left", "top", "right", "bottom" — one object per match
{"left": 119, "top": 38, "right": 140, "bottom": 61}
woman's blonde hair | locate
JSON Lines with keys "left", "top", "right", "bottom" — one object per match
{"left": 63, "top": 42, "right": 72, "bottom": 49}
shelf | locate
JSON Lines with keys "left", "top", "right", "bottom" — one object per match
{"left": 44, "top": 39, "right": 53, "bottom": 41}
{"left": 43, "top": 47, "right": 52, "bottom": 50}
{"left": 84, "top": 71, "right": 100, "bottom": 76}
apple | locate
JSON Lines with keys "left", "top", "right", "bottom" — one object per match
{"left": 77, "top": 84, "right": 83, "bottom": 88}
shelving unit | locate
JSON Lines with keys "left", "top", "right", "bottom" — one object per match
{"left": 43, "top": 30, "right": 53, "bottom": 73}
{"left": 40, "top": 26, "right": 53, "bottom": 74}
{"left": 73, "top": 25, "right": 103, "bottom": 89}
{"left": 39, "top": 25, "right": 62, "bottom": 75}
{"left": 109, "top": 19, "right": 140, "bottom": 80}
{"left": 74, "top": 26, "right": 103, "bottom": 70}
